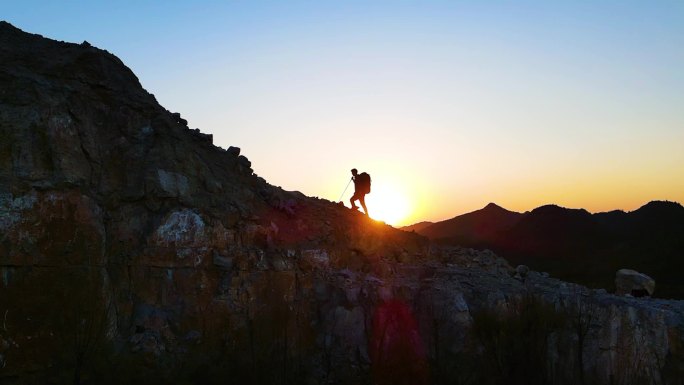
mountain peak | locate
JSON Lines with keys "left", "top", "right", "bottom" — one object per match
{"left": 636, "top": 200, "right": 684, "bottom": 212}
{"left": 480, "top": 202, "right": 520, "bottom": 215}
{"left": 0, "top": 20, "right": 19, "bottom": 31}
{"left": 483, "top": 202, "right": 503, "bottom": 210}
{"left": 531, "top": 204, "right": 590, "bottom": 216}
{"left": 415, "top": 202, "right": 522, "bottom": 240}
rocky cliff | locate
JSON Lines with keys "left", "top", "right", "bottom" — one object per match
{"left": 1, "top": 22, "right": 683, "bottom": 385}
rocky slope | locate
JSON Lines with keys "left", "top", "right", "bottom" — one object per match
{"left": 1, "top": 21, "right": 683, "bottom": 384}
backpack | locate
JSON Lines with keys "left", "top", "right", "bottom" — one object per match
{"left": 358, "top": 172, "right": 371, "bottom": 194}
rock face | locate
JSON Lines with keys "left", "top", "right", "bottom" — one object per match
{"left": 616, "top": 269, "right": 656, "bottom": 297}
{"left": 1, "top": 21, "right": 684, "bottom": 384}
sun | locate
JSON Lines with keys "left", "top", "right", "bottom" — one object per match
{"left": 365, "top": 183, "right": 411, "bottom": 226}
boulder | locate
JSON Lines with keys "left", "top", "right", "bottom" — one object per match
{"left": 514, "top": 264, "right": 530, "bottom": 280}
{"left": 615, "top": 268, "right": 655, "bottom": 297}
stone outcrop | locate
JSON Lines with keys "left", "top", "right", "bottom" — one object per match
{"left": 1, "top": 21, "right": 684, "bottom": 384}
{"left": 616, "top": 269, "right": 656, "bottom": 297}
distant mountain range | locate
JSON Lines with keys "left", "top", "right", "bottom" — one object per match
{"left": 403, "top": 201, "right": 684, "bottom": 298}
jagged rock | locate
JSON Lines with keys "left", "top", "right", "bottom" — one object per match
{"left": 238, "top": 155, "right": 251, "bottom": 168}
{"left": 171, "top": 112, "right": 187, "bottom": 126}
{"left": 615, "top": 268, "right": 655, "bottom": 297}
{"left": 299, "top": 249, "right": 330, "bottom": 271}
{"left": 183, "top": 330, "right": 202, "bottom": 344}
{"left": 212, "top": 254, "right": 233, "bottom": 270}
{"left": 514, "top": 264, "right": 530, "bottom": 280}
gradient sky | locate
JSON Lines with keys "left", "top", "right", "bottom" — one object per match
{"left": 5, "top": 0, "right": 684, "bottom": 225}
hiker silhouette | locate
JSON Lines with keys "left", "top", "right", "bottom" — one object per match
{"left": 350, "top": 168, "right": 371, "bottom": 216}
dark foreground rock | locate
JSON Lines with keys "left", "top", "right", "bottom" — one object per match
{"left": 1, "top": 21, "right": 683, "bottom": 384}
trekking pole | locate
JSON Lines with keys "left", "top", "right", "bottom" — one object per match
{"left": 337, "top": 178, "right": 353, "bottom": 202}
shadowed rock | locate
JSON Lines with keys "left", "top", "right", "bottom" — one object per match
{"left": 616, "top": 269, "right": 655, "bottom": 297}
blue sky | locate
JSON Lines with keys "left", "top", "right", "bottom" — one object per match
{"left": 5, "top": 1, "right": 683, "bottom": 224}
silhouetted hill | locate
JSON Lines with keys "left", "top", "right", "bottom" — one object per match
{"left": 406, "top": 201, "right": 684, "bottom": 298}
{"left": 628, "top": 200, "right": 684, "bottom": 233}
{"left": 594, "top": 209, "right": 630, "bottom": 235}
{"left": 401, "top": 220, "right": 434, "bottom": 233}
{"left": 414, "top": 203, "right": 522, "bottom": 246}
{"left": 495, "top": 204, "right": 605, "bottom": 257}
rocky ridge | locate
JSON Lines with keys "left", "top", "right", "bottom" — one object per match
{"left": 1, "top": 21, "right": 683, "bottom": 384}
{"left": 407, "top": 200, "right": 684, "bottom": 298}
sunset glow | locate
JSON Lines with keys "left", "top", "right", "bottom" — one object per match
{"left": 365, "top": 182, "right": 411, "bottom": 226}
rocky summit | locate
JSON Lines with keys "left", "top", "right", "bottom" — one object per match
{"left": 1, "top": 21, "right": 683, "bottom": 385}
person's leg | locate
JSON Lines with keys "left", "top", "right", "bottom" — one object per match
{"left": 350, "top": 192, "right": 360, "bottom": 209}
{"left": 360, "top": 195, "right": 368, "bottom": 216}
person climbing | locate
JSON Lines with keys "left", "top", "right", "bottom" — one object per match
{"left": 350, "top": 168, "right": 371, "bottom": 216}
